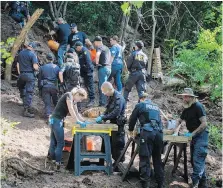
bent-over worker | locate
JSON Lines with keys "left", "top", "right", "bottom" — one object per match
{"left": 128, "top": 92, "right": 164, "bottom": 188}
{"left": 48, "top": 87, "right": 89, "bottom": 170}
{"left": 174, "top": 88, "right": 208, "bottom": 188}
{"left": 96, "top": 82, "right": 126, "bottom": 166}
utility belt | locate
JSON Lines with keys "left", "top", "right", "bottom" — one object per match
{"left": 21, "top": 71, "right": 34, "bottom": 73}
{"left": 130, "top": 68, "right": 145, "bottom": 73}
{"left": 40, "top": 79, "right": 57, "bottom": 87}
{"left": 141, "top": 120, "right": 162, "bottom": 132}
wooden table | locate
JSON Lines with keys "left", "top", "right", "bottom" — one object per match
{"left": 163, "top": 135, "right": 191, "bottom": 183}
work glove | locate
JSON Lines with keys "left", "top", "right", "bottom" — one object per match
{"left": 172, "top": 133, "right": 178, "bottom": 136}
{"left": 85, "top": 121, "right": 93, "bottom": 125}
{"left": 184, "top": 132, "right": 192, "bottom": 137}
{"left": 96, "top": 115, "right": 103, "bottom": 123}
{"left": 76, "top": 121, "right": 87, "bottom": 128}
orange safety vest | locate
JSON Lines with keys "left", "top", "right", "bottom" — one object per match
{"left": 89, "top": 49, "right": 96, "bottom": 62}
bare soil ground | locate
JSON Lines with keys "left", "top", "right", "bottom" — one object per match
{"left": 1, "top": 80, "right": 222, "bottom": 188}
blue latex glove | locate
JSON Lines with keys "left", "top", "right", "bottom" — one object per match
{"left": 85, "top": 121, "right": 93, "bottom": 125}
{"left": 96, "top": 116, "right": 103, "bottom": 123}
{"left": 184, "top": 132, "right": 192, "bottom": 137}
{"left": 172, "top": 133, "right": 178, "bottom": 136}
{"left": 76, "top": 121, "right": 87, "bottom": 128}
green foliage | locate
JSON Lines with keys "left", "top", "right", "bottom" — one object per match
{"left": 168, "top": 27, "right": 222, "bottom": 100}
{"left": 121, "top": 1, "right": 144, "bottom": 16}
{"left": 208, "top": 124, "right": 222, "bottom": 150}
{"left": 0, "top": 37, "right": 16, "bottom": 65}
{"left": 66, "top": 2, "right": 122, "bottom": 36}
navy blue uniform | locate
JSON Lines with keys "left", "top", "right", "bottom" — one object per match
{"left": 9, "top": 1, "right": 29, "bottom": 27}
{"left": 55, "top": 23, "right": 71, "bottom": 67}
{"left": 97, "top": 45, "right": 111, "bottom": 106}
{"left": 38, "top": 62, "right": 61, "bottom": 118}
{"left": 129, "top": 99, "right": 164, "bottom": 187}
{"left": 17, "top": 49, "right": 38, "bottom": 109}
{"left": 68, "top": 31, "right": 87, "bottom": 48}
{"left": 78, "top": 46, "right": 95, "bottom": 100}
{"left": 101, "top": 91, "right": 126, "bottom": 162}
{"left": 124, "top": 50, "right": 148, "bottom": 101}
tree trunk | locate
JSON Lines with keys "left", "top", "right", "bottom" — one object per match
{"left": 130, "top": 8, "right": 141, "bottom": 50}
{"left": 62, "top": 2, "right": 68, "bottom": 18}
{"left": 120, "top": 14, "right": 130, "bottom": 43}
{"left": 48, "top": 1, "right": 55, "bottom": 21}
{"left": 147, "top": 1, "right": 156, "bottom": 75}
{"left": 5, "top": 8, "right": 44, "bottom": 82}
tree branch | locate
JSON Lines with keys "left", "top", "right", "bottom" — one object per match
{"left": 48, "top": 1, "right": 55, "bottom": 20}
{"left": 180, "top": 1, "right": 203, "bottom": 28}
{"left": 63, "top": 1, "right": 68, "bottom": 19}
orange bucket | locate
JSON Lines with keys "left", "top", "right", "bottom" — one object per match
{"left": 87, "top": 137, "right": 94, "bottom": 151}
{"left": 48, "top": 40, "right": 59, "bottom": 51}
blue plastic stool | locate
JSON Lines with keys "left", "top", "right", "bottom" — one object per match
{"left": 73, "top": 129, "right": 113, "bottom": 176}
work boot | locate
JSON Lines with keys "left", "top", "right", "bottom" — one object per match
{"left": 191, "top": 183, "right": 199, "bottom": 188}
{"left": 86, "top": 100, "right": 95, "bottom": 107}
{"left": 198, "top": 179, "right": 208, "bottom": 188}
{"left": 55, "top": 162, "right": 61, "bottom": 171}
{"left": 23, "top": 109, "right": 35, "bottom": 118}
{"left": 141, "top": 181, "right": 149, "bottom": 188}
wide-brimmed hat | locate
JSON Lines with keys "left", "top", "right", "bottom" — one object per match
{"left": 177, "top": 88, "right": 198, "bottom": 97}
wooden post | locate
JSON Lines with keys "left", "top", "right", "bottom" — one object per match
{"left": 5, "top": 8, "right": 44, "bottom": 82}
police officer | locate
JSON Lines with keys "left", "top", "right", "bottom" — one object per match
{"left": 96, "top": 82, "right": 126, "bottom": 166}
{"left": 61, "top": 48, "right": 80, "bottom": 91}
{"left": 74, "top": 41, "right": 95, "bottom": 107}
{"left": 50, "top": 17, "right": 70, "bottom": 67}
{"left": 128, "top": 92, "right": 164, "bottom": 188}
{"left": 123, "top": 41, "right": 148, "bottom": 101}
{"left": 108, "top": 35, "right": 123, "bottom": 92}
{"left": 38, "top": 53, "right": 63, "bottom": 120}
{"left": 174, "top": 88, "right": 208, "bottom": 188}
{"left": 94, "top": 36, "right": 111, "bottom": 106}
{"left": 17, "top": 42, "right": 39, "bottom": 118}
{"left": 5, "top": 1, "right": 30, "bottom": 28}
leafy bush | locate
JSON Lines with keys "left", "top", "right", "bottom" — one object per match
{"left": 168, "top": 27, "right": 222, "bottom": 101}
{"left": 0, "top": 37, "right": 16, "bottom": 65}
{"left": 208, "top": 124, "right": 222, "bottom": 150}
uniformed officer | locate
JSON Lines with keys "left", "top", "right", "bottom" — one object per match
{"left": 123, "top": 41, "right": 148, "bottom": 101}
{"left": 17, "top": 42, "right": 39, "bottom": 118}
{"left": 108, "top": 35, "right": 123, "bottom": 92}
{"left": 174, "top": 88, "right": 208, "bottom": 188}
{"left": 94, "top": 36, "right": 111, "bottom": 106}
{"left": 38, "top": 53, "right": 63, "bottom": 120}
{"left": 61, "top": 48, "right": 81, "bottom": 91}
{"left": 5, "top": 1, "right": 30, "bottom": 28}
{"left": 96, "top": 82, "right": 126, "bottom": 166}
{"left": 74, "top": 41, "right": 95, "bottom": 107}
{"left": 128, "top": 92, "right": 164, "bottom": 188}
{"left": 50, "top": 17, "right": 70, "bottom": 67}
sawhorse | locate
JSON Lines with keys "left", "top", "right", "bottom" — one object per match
{"left": 163, "top": 142, "right": 188, "bottom": 183}
{"left": 113, "top": 137, "right": 140, "bottom": 181}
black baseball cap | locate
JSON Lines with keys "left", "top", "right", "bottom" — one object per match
{"left": 28, "top": 42, "right": 37, "bottom": 49}
{"left": 46, "top": 53, "right": 54, "bottom": 61}
{"left": 135, "top": 41, "right": 144, "bottom": 49}
{"left": 94, "top": 36, "right": 102, "bottom": 42}
{"left": 74, "top": 41, "right": 83, "bottom": 47}
{"left": 70, "top": 23, "right": 77, "bottom": 28}
{"left": 67, "top": 48, "right": 75, "bottom": 53}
